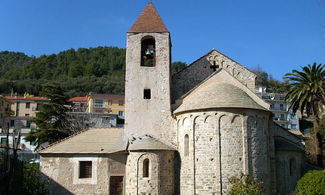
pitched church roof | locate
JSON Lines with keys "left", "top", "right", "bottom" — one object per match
{"left": 38, "top": 128, "right": 175, "bottom": 154}
{"left": 129, "top": 2, "right": 168, "bottom": 33}
{"left": 38, "top": 128, "right": 126, "bottom": 154}
{"left": 275, "top": 137, "right": 304, "bottom": 151}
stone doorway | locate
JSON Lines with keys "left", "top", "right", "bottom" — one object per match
{"left": 109, "top": 176, "right": 124, "bottom": 195}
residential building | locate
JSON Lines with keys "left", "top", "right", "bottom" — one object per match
{"left": 68, "top": 96, "right": 124, "bottom": 128}
{"left": 0, "top": 96, "right": 13, "bottom": 128}
{"left": 87, "top": 94, "right": 125, "bottom": 118}
{"left": 5, "top": 96, "right": 49, "bottom": 117}
{"left": 1, "top": 96, "right": 48, "bottom": 161}
{"left": 66, "top": 112, "right": 118, "bottom": 128}
{"left": 0, "top": 96, "right": 14, "bottom": 153}
{"left": 68, "top": 96, "right": 88, "bottom": 113}
{"left": 0, "top": 116, "right": 37, "bottom": 149}
{"left": 256, "top": 88, "right": 300, "bottom": 131}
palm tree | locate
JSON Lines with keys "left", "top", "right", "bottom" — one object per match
{"left": 284, "top": 63, "right": 325, "bottom": 166}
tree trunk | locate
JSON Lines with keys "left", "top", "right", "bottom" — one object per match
{"left": 312, "top": 121, "right": 323, "bottom": 167}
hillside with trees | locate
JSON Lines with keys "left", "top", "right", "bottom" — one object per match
{"left": 0, "top": 47, "right": 187, "bottom": 97}
{"left": 252, "top": 66, "right": 288, "bottom": 93}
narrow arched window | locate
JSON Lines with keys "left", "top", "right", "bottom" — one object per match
{"left": 289, "top": 158, "right": 295, "bottom": 176}
{"left": 141, "top": 37, "right": 156, "bottom": 67}
{"left": 184, "top": 134, "right": 189, "bottom": 156}
{"left": 143, "top": 158, "right": 149, "bottom": 178}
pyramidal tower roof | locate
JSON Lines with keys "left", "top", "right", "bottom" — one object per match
{"left": 129, "top": 2, "right": 168, "bottom": 33}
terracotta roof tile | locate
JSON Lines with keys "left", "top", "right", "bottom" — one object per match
{"left": 129, "top": 2, "right": 168, "bottom": 33}
{"left": 68, "top": 97, "right": 88, "bottom": 102}
{"left": 5, "top": 96, "right": 49, "bottom": 101}
{"left": 38, "top": 128, "right": 126, "bottom": 154}
{"left": 90, "top": 94, "right": 124, "bottom": 99}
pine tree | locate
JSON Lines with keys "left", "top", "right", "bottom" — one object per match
{"left": 25, "top": 84, "right": 72, "bottom": 146}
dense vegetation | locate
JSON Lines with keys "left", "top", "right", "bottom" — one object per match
{"left": 25, "top": 85, "right": 72, "bottom": 146}
{"left": 227, "top": 174, "right": 263, "bottom": 195}
{"left": 0, "top": 47, "right": 291, "bottom": 97}
{"left": 252, "top": 66, "right": 288, "bottom": 93}
{"left": 22, "top": 163, "right": 49, "bottom": 195}
{"left": 295, "top": 170, "right": 325, "bottom": 195}
{"left": 1, "top": 47, "right": 289, "bottom": 97}
{"left": 285, "top": 63, "right": 325, "bottom": 166}
{"left": 0, "top": 47, "right": 187, "bottom": 97}
{"left": 0, "top": 51, "right": 30, "bottom": 76}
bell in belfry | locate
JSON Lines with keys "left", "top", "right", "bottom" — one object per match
{"left": 145, "top": 48, "right": 151, "bottom": 56}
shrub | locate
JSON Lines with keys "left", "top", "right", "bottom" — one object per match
{"left": 227, "top": 173, "right": 263, "bottom": 195}
{"left": 22, "top": 163, "right": 49, "bottom": 195}
{"left": 295, "top": 170, "right": 325, "bottom": 195}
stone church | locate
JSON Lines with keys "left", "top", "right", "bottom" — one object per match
{"left": 39, "top": 3, "right": 305, "bottom": 195}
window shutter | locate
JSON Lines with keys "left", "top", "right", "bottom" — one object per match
{"left": 79, "top": 161, "right": 92, "bottom": 178}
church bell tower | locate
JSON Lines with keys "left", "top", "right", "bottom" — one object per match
{"left": 125, "top": 2, "right": 172, "bottom": 138}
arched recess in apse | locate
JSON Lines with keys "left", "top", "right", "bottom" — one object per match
{"left": 219, "top": 114, "right": 243, "bottom": 193}
{"left": 136, "top": 153, "right": 159, "bottom": 195}
{"left": 192, "top": 115, "right": 201, "bottom": 193}
{"left": 246, "top": 116, "right": 256, "bottom": 175}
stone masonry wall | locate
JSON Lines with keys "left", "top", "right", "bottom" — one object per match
{"left": 125, "top": 151, "right": 175, "bottom": 195}
{"left": 176, "top": 109, "right": 271, "bottom": 195}
{"left": 219, "top": 114, "right": 243, "bottom": 194}
{"left": 172, "top": 50, "right": 256, "bottom": 101}
{"left": 125, "top": 32, "right": 176, "bottom": 145}
{"left": 207, "top": 50, "right": 256, "bottom": 90}
{"left": 275, "top": 151, "right": 304, "bottom": 194}
{"left": 172, "top": 56, "right": 215, "bottom": 101}
{"left": 40, "top": 154, "right": 126, "bottom": 195}
{"left": 247, "top": 116, "right": 272, "bottom": 194}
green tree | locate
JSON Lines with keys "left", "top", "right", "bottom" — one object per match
{"left": 0, "top": 47, "right": 187, "bottom": 97}
{"left": 25, "top": 84, "right": 72, "bottom": 146}
{"left": 295, "top": 170, "right": 325, "bottom": 195}
{"left": 284, "top": 63, "right": 325, "bottom": 165}
{"left": 252, "top": 65, "right": 288, "bottom": 93}
{"left": 253, "top": 65, "right": 269, "bottom": 88}
{"left": 317, "top": 116, "right": 325, "bottom": 166}
{"left": 171, "top": 61, "right": 187, "bottom": 74}
{"left": 227, "top": 174, "right": 263, "bottom": 195}
{"left": 22, "top": 163, "right": 49, "bottom": 195}
{"left": 285, "top": 63, "right": 324, "bottom": 121}
{"left": 0, "top": 51, "right": 31, "bottom": 76}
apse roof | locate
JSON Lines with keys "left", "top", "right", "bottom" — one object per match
{"left": 174, "top": 82, "right": 267, "bottom": 114}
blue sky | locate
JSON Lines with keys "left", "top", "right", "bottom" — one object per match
{"left": 0, "top": 0, "right": 324, "bottom": 80}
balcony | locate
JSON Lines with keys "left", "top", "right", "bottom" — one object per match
{"left": 92, "top": 107, "right": 112, "bottom": 114}
{"left": 270, "top": 108, "right": 287, "bottom": 113}
{"left": 273, "top": 117, "right": 288, "bottom": 122}
{"left": 0, "top": 143, "right": 25, "bottom": 150}
{"left": 69, "top": 106, "right": 88, "bottom": 113}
